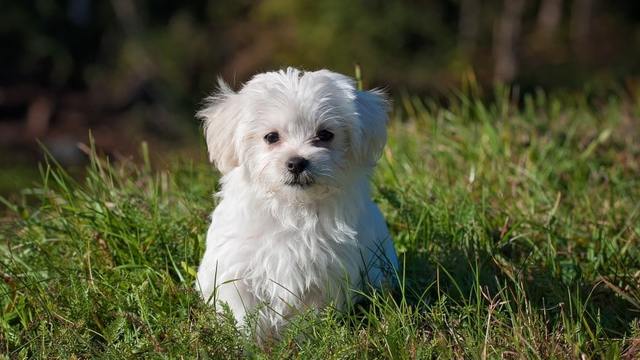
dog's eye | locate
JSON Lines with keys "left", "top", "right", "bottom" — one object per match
{"left": 264, "top": 132, "right": 280, "bottom": 144}
{"left": 316, "top": 129, "right": 334, "bottom": 142}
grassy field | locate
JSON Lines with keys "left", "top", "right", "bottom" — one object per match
{"left": 1, "top": 88, "right": 639, "bottom": 358}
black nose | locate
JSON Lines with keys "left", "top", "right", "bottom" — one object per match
{"left": 286, "top": 156, "right": 308, "bottom": 175}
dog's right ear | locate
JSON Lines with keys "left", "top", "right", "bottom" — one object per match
{"left": 197, "top": 79, "right": 242, "bottom": 174}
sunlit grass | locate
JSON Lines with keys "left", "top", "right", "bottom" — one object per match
{"left": 1, "top": 89, "right": 639, "bottom": 358}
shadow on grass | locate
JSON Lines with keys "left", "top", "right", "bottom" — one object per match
{"left": 396, "top": 244, "right": 638, "bottom": 339}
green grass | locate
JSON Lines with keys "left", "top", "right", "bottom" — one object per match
{"left": 1, "top": 88, "right": 639, "bottom": 358}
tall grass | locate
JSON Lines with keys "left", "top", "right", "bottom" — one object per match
{"left": 1, "top": 89, "right": 639, "bottom": 358}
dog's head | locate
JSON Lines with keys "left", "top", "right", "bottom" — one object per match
{"left": 198, "top": 68, "right": 389, "bottom": 200}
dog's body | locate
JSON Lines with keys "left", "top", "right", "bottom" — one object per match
{"left": 195, "top": 68, "right": 398, "bottom": 337}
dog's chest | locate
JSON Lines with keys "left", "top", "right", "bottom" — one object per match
{"left": 243, "top": 227, "right": 362, "bottom": 305}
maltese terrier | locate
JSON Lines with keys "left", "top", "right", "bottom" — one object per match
{"left": 195, "top": 67, "right": 398, "bottom": 339}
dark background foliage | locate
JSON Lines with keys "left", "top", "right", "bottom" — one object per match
{"left": 1, "top": 0, "right": 640, "bottom": 190}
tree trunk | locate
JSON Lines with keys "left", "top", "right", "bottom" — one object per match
{"left": 458, "top": 0, "right": 481, "bottom": 55}
{"left": 570, "top": 0, "right": 594, "bottom": 58}
{"left": 493, "top": 0, "right": 527, "bottom": 83}
{"left": 535, "top": 0, "right": 563, "bottom": 41}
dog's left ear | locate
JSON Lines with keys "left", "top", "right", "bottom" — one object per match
{"left": 351, "top": 89, "right": 390, "bottom": 166}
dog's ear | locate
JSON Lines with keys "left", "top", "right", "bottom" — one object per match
{"left": 351, "top": 89, "right": 389, "bottom": 166}
{"left": 197, "top": 79, "right": 243, "bottom": 174}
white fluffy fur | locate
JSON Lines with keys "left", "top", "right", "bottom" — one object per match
{"left": 195, "top": 68, "right": 399, "bottom": 339}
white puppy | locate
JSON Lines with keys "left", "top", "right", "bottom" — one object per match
{"left": 195, "top": 68, "right": 398, "bottom": 339}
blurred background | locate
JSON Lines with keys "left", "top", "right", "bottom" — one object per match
{"left": 2, "top": 0, "right": 640, "bottom": 193}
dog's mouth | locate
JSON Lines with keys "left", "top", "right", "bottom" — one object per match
{"left": 284, "top": 175, "right": 314, "bottom": 188}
